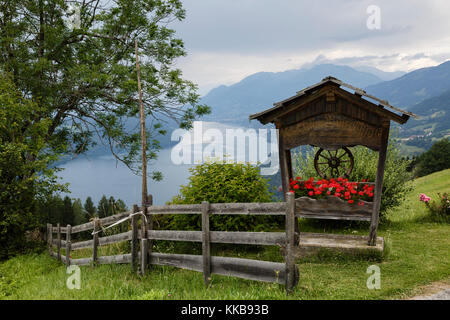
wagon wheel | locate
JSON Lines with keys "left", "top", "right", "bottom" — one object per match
{"left": 314, "top": 147, "right": 354, "bottom": 179}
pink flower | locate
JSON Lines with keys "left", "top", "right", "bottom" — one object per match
{"left": 419, "top": 193, "right": 431, "bottom": 203}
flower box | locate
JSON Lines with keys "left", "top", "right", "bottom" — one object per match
{"left": 295, "top": 196, "right": 373, "bottom": 221}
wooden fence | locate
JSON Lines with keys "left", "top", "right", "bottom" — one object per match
{"left": 47, "top": 193, "right": 300, "bottom": 293}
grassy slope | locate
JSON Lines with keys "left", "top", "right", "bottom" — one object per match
{"left": 1, "top": 170, "right": 449, "bottom": 300}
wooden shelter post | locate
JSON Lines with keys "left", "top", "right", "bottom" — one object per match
{"left": 368, "top": 124, "right": 390, "bottom": 246}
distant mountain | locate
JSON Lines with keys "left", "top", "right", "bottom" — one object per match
{"left": 202, "top": 64, "right": 386, "bottom": 125}
{"left": 400, "top": 88, "right": 450, "bottom": 138}
{"left": 354, "top": 66, "right": 406, "bottom": 81}
{"left": 365, "top": 60, "right": 450, "bottom": 108}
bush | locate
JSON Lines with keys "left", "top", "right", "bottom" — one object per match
{"left": 164, "top": 160, "right": 282, "bottom": 231}
{"left": 420, "top": 192, "right": 450, "bottom": 222}
{"left": 292, "top": 137, "right": 413, "bottom": 221}
{"left": 415, "top": 138, "right": 450, "bottom": 177}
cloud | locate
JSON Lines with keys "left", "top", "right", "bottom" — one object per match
{"left": 171, "top": 0, "right": 450, "bottom": 93}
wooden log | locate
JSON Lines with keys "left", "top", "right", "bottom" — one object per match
{"left": 71, "top": 239, "right": 93, "bottom": 250}
{"left": 277, "top": 126, "right": 290, "bottom": 201}
{"left": 52, "top": 239, "right": 67, "bottom": 247}
{"left": 285, "top": 192, "right": 296, "bottom": 294}
{"left": 131, "top": 205, "right": 139, "bottom": 272}
{"left": 99, "top": 231, "right": 133, "bottom": 246}
{"left": 202, "top": 201, "right": 211, "bottom": 286}
{"left": 146, "top": 230, "right": 286, "bottom": 246}
{"left": 57, "top": 223, "right": 61, "bottom": 261}
{"left": 209, "top": 202, "right": 286, "bottom": 215}
{"left": 92, "top": 218, "right": 99, "bottom": 266}
{"left": 60, "top": 254, "right": 67, "bottom": 264}
{"left": 52, "top": 226, "right": 67, "bottom": 233}
{"left": 71, "top": 221, "right": 94, "bottom": 234}
{"left": 71, "top": 231, "right": 133, "bottom": 250}
{"left": 148, "top": 253, "right": 292, "bottom": 285}
{"left": 99, "top": 211, "right": 132, "bottom": 227}
{"left": 66, "top": 225, "right": 72, "bottom": 267}
{"left": 146, "top": 203, "right": 202, "bottom": 214}
{"left": 98, "top": 254, "right": 132, "bottom": 265}
{"left": 369, "top": 124, "right": 390, "bottom": 245}
{"left": 70, "top": 257, "right": 93, "bottom": 266}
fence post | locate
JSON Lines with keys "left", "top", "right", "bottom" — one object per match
{"left": 92, "top": 218, "right": 99, "bottom": 267}
{"left": 202, "top": 201, "right": 211, "bottom": 286}
{"left": 285, "top": 192, "right": 296, "bottom": 294}
{"left": 140, "top": 195, "right": 153, "bottom": 276}
{"left": 56, "top": 223, "right": 61, "bottom": 262}
{"left": 66, "top": 225, "right": 72, "bottom": 267}
{"left": 131, "top": 205, "right": 139, "bottom": 272}
{"left": 47, "top": 223, "right": 52, "bottom": 256}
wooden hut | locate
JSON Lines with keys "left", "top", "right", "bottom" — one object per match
{"left": 250, "top": 77, "right": 417, "bottom": 246}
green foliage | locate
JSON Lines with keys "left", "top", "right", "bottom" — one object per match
{"left": 415, "top": 138, "right": 450, "bottom": 177}
{"left": 83, "top": 197, "right": 97, "bottom": 219}
{"left": 422, "top": 192, "right": 450, "bottom": 222}
{"left": 0, "top": 74, "right": 66, "bottom": 260}
{"left": 166, "top": 161, "right": 281, "bottom": 231}
{"left": 0, "top": 0, "right": 209, "bottom": 177}
{"left": 292, "top": 137, "right": 413, "bottom": 220}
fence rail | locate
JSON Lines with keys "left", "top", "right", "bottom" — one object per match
{"left": 47, "top": 193, "right": 299, "bottom": 293}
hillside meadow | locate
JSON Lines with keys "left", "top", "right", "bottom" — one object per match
{"left": 0, "top": 169, "right": 449, "bottom": 300}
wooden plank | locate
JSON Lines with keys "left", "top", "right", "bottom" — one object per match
{"left": 285, "top": 192, "right": 296, "bottom": 294}
{"left": 92, "top": 218, "right": 99, "bottom": 266}
{"left": 52, "top": 239, "right": 67, "bottom": 247}
{"left": 294, "top": 232, "right": 384, "bottom": 256}
{"left": 71, "top": 221, "right": 94, "bottom": 234}
{"left": 71, "top": 257, "right": 93, "bottom": 266}
{"left": 202, "top": 201, "right": 211, "bottom": 286}
{"left": 141, "top": 239, "right": 149, "bottom": 276}
{"left": 66, "top": 225, "right": 72, "bottom": 267}
{"left": 98, "top": 254, "right": 132, "bottom": 265}
{"left": 60, "top": 254, "right": 67, "bottom": 264}
{"left": 57, "top": 223, "right": 61, "bottom": 261}
{"left": 99, "top": 211, "right": 132, "bottom": 227}
{"left": 145, "top": 202, "right": 286, "bottom": 216}
{"left": 47, "top": 223, "right": 53, "bottom": 256}
{"left": 146, "top": 203, "right": 202, "bottom": 214}
{"left": 209, "top": 202, "right": 286, "bottom": 215}
{"left": 148, "top": 253, "right": 293, "bottom": 285}
{"left": 131, "top": 205, "right": 139, "bottom": 272}
{"left": 144, "top": 195, "right": 153, "bottom": 272}
{"left": 294, "top": 196, "right": 373, "bottom": 221}
{"left": 99, "top": 231, "right": 132, "bottom": 246}
{"left": 146, "top": 230, "right": 286, "bottom": 246}
{"left": 71, "top": 239, "right": 93, "bottom": 250}
{"left": 369, "top": 124, "right": 390, "bottom": 245}
{"left": 278, "top": 127, "right": 290, "bottom": 201}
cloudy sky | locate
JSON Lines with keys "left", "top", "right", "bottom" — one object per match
{"left": 171, "top": 0, "right": 450, "bottom": 95}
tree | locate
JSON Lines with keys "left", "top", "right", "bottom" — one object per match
{"left": 0, "top": 0, "right": 209, "bottom": 178}
{"left": 84, "top": 196, "right": 97, "bottom": 219}
{"left": 72, "top": 198, "right": 86, "bottom": 225}
{"left": 0, "top": 73, "right": 66, "bottom": 259}
{"left": 97, "top": 195, "right": 110, "bottom": 218}
{"left": 415, "top": 138, "right": 450, "bottom": 177}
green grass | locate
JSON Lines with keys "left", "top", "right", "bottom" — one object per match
{"left": 1, "top": 170, "right": 449, "bottom": 300}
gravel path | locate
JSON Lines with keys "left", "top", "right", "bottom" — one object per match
{"left": 408, "top": 281, "right": 450, "bottom": 300}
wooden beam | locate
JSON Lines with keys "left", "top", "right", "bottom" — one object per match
{"left": 368, "top": 124, "right": 390, "bottom": 245}
{"left": 131, "top": 205, "right": 139, "bottom": 272}
{"left": 285, "top": 192, "right": 297, "bottom": 294}
{"left": 92, "top": 218, "right": 99, "bottom": 266}
{"left": 202, "top": 201, "right": 211, "bottom": 286}
{"left": 66, "top": 225, "right": 72, "bottom": 267}
{"left": 56, "top": 223, "right": 61, "bottom": 261}
{"left": 278, "top": 128, "right": 290, "bottom": 200}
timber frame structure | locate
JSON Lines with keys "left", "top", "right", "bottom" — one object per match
{"left": 250, "top": 77, "right": 418, "bottom": 246}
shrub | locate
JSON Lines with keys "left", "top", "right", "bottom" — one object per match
{"left": 415, "top": 138, "right": 450, "bottom": 177}
{"left": 419, "top": 192, "right": 450, "bottom": 222}
{"left": 292, "top": 137, "right": 413, "bottom": 220}
{"left": 164, "top": 160, "right": 282, "bottom": 231}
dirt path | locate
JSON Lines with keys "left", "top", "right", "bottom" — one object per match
{"left": 408, "top": 279, "right": 450, "bottom": 300}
